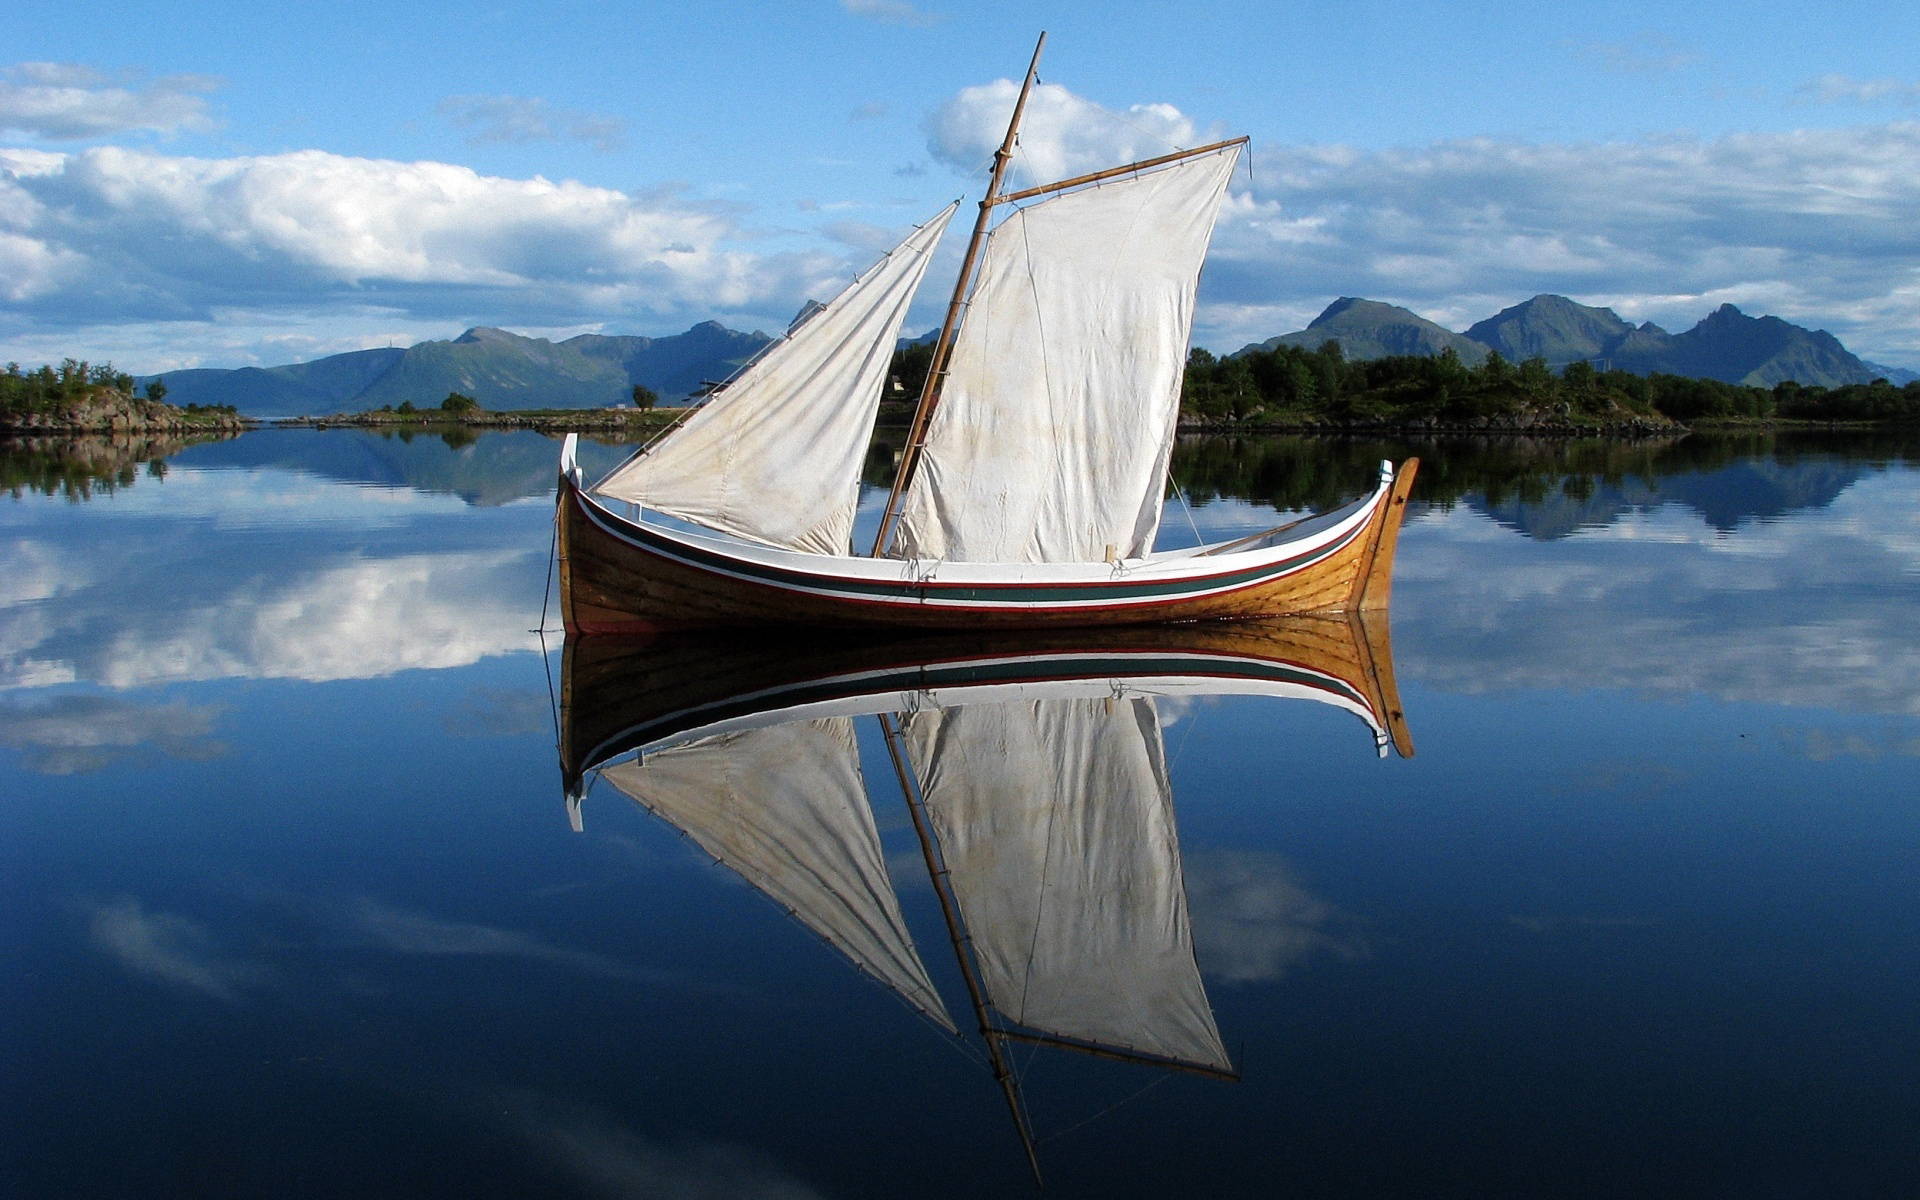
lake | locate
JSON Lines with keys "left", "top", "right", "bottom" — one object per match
{"left": 4, "top": 427, "right": 1917, "bottom": 1198}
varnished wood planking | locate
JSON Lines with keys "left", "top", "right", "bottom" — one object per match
{"left": 560, "top": 610, "right": 1412, "bottom": 783}
{"left": 556, "top": 465, "right": 1414, "bottom": 634}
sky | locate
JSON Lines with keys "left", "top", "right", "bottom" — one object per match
{"left": 2, "top": 0, "right": 1917, "bottom": 372}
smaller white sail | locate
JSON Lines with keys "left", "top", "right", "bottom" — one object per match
{"left": 905, "top": 696, "right": 1230, "bottom": 1072}
{"left": 600, "top": 717, "right": 955, "bottom": 1031}
{"left": 595, "top": 203, "right": 958, "bottom": 554}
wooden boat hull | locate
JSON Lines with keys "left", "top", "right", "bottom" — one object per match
{"left": 557, "top": 457, "right": 1418, "bottom": 633}
{"left": 560, "top": 610, "right": 1413, "bottom": 793}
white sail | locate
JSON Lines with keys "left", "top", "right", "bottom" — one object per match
{"left": 904, "top": 695, "right": 1231, "bottom": 1072}
{"left": 600, "top": 717, "right": 955, "bottom": 1031}
{"left": 893, "top": 148, "right": 1239, "bottom": 563}
{"left": 595, "top": 204, "right": 958, "bottom": 554}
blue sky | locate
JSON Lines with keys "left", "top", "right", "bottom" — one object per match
{"left": 2, "top": 0, "right": 1918, "bottom": 371}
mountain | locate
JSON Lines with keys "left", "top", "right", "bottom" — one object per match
{"left": 1235, "top": 294, "right": 1908, "bottom": 389}
{"left": 1465, "top": 295, "right": 1635, "bottom": 367}
{"left": 1237, "top": 298, "right": 1489, "bottom": 365}
{"left": 141, "top": 322, "right": 773, "bottom": 418}
{"left": 1600, "top": 304, "right": 1880, "bottom": 388}
{"left": 144, "top": 348, "right": 407, "bottom": 413}
{"left": 1863, "top": 360, "right": 1920, "bottom": 386}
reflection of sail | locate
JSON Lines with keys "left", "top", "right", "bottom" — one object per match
{"left": 903, "top": 696, "right": 1232, "bottom": 1075}
{"left": 598, "top": 717, "right": 955, "bottom": 1032}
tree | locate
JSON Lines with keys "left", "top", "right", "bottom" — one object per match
{"left": 631, "top": 383, "right": 659, "bottom": 410}
{"left": 396, "top": 400, "right": 416, "bottom": 415}
{"left": 145, "top": 380, "right": 169, "bottom": 404}
{"left": 441, "top": 391, "right": 479, "bottom": 414}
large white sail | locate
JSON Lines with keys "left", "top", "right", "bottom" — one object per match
{"left": 595, "top": 204, "right": 958, "bottom": 555}
{"left": 600, "top": 718, "right": 955, "bottom": 1031}
{"left": 903, "top": 695, "right": 1230, "bottom": 1072}
{"left": 892, "top": 148, "right": 1239, "bottom": 564}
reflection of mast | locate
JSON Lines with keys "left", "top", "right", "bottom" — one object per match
{"left": 878, "top": 712, "right": 1043, "bottom": 1186}
{"left": 903, "top": 695, "right": 1235, "bottom": 1080}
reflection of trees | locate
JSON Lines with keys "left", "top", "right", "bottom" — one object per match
{"left": 2, "top": 433, "right": 239, "bottom": 501}
{"left": 1168, "top": 430, "right": 1920, "bottom": 525}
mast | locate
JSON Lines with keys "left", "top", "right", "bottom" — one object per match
{"left": 877, "top": 713, "right": 1043, "bottom": 1186}
{"left": 870, "top": 32, "right": 1047, "bottom": 557}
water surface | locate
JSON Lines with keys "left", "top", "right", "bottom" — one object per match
{"left": 3, "top": 428, "right": 1917, "bottom": 1198}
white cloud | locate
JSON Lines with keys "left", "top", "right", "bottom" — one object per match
{"left": 929, "top": 78, "right": 1205, "bottom": 185}
{"left": 0, "top": 62, "right": 220, "bottom": 140}
{"left": 1395, "top": 469, "right": 1920, "bottom": 717}
{"left": 924, "top": 77, "right": 1920, "bottom": 362}
{"left": 840, "top": 0, "right": 944, "bottom": 28}
{"left": 438, "top": 94, "right": 629, "bottom": 152}
{"left": 503, "top": 1092, "right": 827, "bottom": 1200}
{"left": 349, "top": 900, "right": 660, "bottom": 982}
{"left": 90, "top": 549, "right": 543, "bottom": 687}
{"left": 88, "top": 896, "right": 268, "bottom": 1001}
{"left": 0, "top": 693, "right": 225, "bottom": 774}
{"left": 0, "top": 146, "right": 841, "bottom": 338}
{"left": 1797, "top": 75, "right": 1920, "bottom": 107}
{"left": 1202, "top": 121, "right": 1920, "bottom": 362}
{"left": 1185, "top": 850, "right": 1366, "bottom": 983}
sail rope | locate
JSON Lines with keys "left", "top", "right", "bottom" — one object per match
{"left": 1169, "top": 472, "right": 1205, "bottom": 549}
{"left": 1054, "top": 82, "right": 1191, "bottom": 158}
{"left": 1038, "top": 1071, "right": 1174, "bottom": 1145}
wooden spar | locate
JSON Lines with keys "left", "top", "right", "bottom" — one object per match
{"left": 870, "top": 32, "right": 1047, "bottom": 558}
{"left": 878, "top": 712, "right": 1043, "bottom": 1186}
{"left": 994, "top": 1028, "right": 1240, "bottom": 1082}
{"left": 994, "top": 136, "right": 1250, "bottom": 206}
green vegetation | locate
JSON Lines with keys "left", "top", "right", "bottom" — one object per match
{"left": 631, "top": 384, "right": 659, "bottom": 410}
{"left": 3, "top": 359, "right": 239, "bottom": 426}
{"left": 1177, "top": 341, "right": 1920, "bottom": 427}
{"left": 441, "top": 391, "right": 479, "bottom": 414}
{"left": 1167, "top": 429, "right": 1919, "bottom": 518}
{"left": 2, "top": 360, "right": 137, "bottom": 415}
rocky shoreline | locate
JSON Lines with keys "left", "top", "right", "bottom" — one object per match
{"left": 1, "top": 390, "right": 253, "bottom": 435}
{"left": 275, "top": 408, "right": 687, "bottom": 434}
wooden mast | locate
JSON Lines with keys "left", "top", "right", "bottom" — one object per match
{"left": 877, "top": 712, "right": 1043, "bottom": 1186}
{"left": 870, "top": 32, "right": 1047, "bottom": 557}
{"left": 993, "top": 136, "right": 1249, "bottom": 205}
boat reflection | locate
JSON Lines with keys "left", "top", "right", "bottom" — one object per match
{"left": 558, "top": 614, "right": 1412, "bottom": 1181}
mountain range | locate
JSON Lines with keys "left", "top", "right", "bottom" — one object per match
{"left": 142, "top": 294, "right": 1912, "bottom": 418}
{"left": 142, "top": 321, "right": 774, "bottom": 419}
{"left": 1241, "top": 295, "right": 1917, "bottom": 388}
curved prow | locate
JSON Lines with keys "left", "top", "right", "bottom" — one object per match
{"left": 1353, "top": 457, "right": 1419, "bottom": 612}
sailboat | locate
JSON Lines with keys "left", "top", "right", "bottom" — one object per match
{"left": 558, "top": 614, "right": 1412, "bottom": 1177}
{"left": 555, "top": 33, "right": 1418, "bottom": 633}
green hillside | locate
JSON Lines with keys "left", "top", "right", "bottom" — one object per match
{"left": 1465, "top": 295, "right": 1635, "bottom": 367}
{"left": 1240, "top": 298, "right": 1490, "bottom": 365}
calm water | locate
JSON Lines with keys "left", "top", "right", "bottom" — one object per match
{"left": 4, "top": 428, "right": 1918, "bottom": 1198}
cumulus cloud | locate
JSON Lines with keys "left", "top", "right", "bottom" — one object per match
{"left": 1796, "top": 74, "right": 1920, "bottom": 107}
{"left": 438, "top": 94, "right": 628, "bottom": 152}
{"left": 841, "top": 0, "right": 944, "bottom": 28}
{"left": 924, "top": 76, "right": 1920, "bottom": 361}
{"left": 0, "top": 62, "right": 219, "bottom": 140}
{"left": 503, "top": 1091, "right": 827, "bottom": 1200}
{"left": 1185, "top": 850, "right": 1366, "bottom": 983}
{"left": 88, "top": 896, "right": 268, "bottom": 1001}
{"left": 1204, "top": 120, "right": 1920, "bottom": 361}
{"left": 0, "top": 146, "right": 840, "bottom": 334}
{"left": 0, "top": 693, "right": 226, "bottom": 774}
{"left": 929, "top": 78, "right": 1205, "bottom": 184}
{"left": 349, "top": 900, "right": 662, "bottom": 982}
{"left": 1395, "top": 468, "right": 1920, "bottom": 717}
